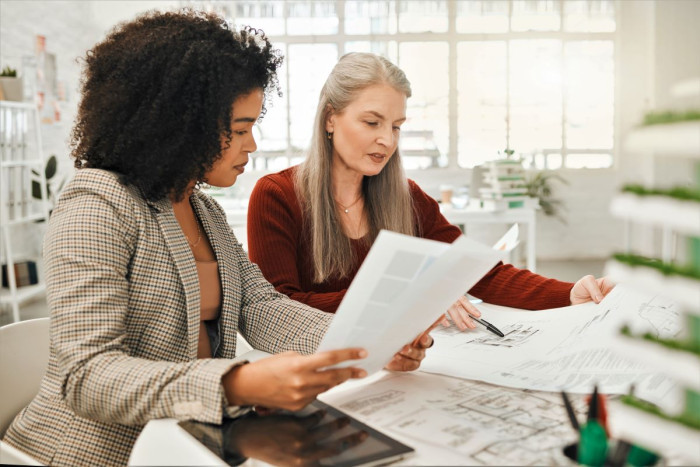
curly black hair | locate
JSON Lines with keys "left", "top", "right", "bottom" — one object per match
{"left": 71, "top": 9, "right": 282, "bottom": 201}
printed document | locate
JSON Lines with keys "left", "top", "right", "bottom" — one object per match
{"left": 317, "top": 230, "right": 504, "bottom": 374}
{"left": 420, "top": 285, "right": 683, "bottom": 407}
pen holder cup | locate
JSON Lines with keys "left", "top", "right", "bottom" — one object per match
{"left": 563, "top": 440, "right": 661, "bottom": 466}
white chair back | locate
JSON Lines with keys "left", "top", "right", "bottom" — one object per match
{"left": 0, "top": 317, "right": 50, "bottom": 437}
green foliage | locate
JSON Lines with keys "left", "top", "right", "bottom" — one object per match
{"left": 620, "top": 325, "right": 700, "bottom": 356}
{"left": 621, "top": 394, "right": 700, "bottom": 431}
{"left": 0, "top": 65, "right": 17, "bottom": 77}
{"left": 642, "top": 110, "right": 700, "bottom": 126}
{"left": 523, "top": 171, "right": 569, "bottom": 223}
{"left": 612, "top": 253, "right": 700, "bottom": 281}
{"left": 622, "top": 184, "right": 700, "bottom": 202}
{"left": 31, "top": 155, "right": 64, "bottom": 204}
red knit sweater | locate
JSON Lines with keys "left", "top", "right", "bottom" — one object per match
{"left": 248, "top": 166, "right": 573, "bottom": 313}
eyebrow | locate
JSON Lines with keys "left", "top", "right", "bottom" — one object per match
{"left": 233, "top": 117, "right": 257, "bottom": 123}
{"left": 364, "top": 110, "right": 406, "bottom": 123}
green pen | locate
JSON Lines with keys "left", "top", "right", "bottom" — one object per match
{"left": 578, "top": 420, "right": 608, "bottom": 466}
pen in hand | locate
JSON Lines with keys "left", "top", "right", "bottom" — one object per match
{"left": 466, "top": 298, "right": 505, "bottom": 338}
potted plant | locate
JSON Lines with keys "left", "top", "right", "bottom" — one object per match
{"left": 523, "top": 170, "right": 569, "bottom": 223}
{"left": 31, "top": 154, "right": 65, "bottom": 216}
{"left": 0, "top": 65, "right": 23, "bottom": 101}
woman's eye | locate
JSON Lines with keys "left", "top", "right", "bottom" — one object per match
{"left": 235, "top": 131, "right": 248, "bottom": 136}
{"left": 393, "top": 126, "right": 401, "bottom": 132}
{"left": 365, "top": 121, "right": 379, "bottom": 127}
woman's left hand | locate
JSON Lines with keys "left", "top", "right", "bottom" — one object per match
{"left": 570, "top": 275, "right": 616, "bottom": 305}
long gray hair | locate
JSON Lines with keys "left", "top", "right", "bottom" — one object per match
{"left": 295, "top": 52, "right": 417, "bottom": 283}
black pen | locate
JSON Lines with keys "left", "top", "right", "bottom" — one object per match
{"left": 471, "top": 316, "right": 505, "bottom": 337}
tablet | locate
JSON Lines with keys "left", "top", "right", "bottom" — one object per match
{"left": 178, "top": 399, "right": 414, "bottom": 467}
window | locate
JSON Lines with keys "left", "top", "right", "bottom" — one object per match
{"left": 186, "top": 0, "right": 616, "bottom": 170}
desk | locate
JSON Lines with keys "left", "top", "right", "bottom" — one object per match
{"left": 130, "top": 351, "right": 579, "bottom": 466}
{"left": 440, "top": 204, "right": 537, "bottom": 272}
{"left": 220, "top": 199, "right": 537, "bottom": 272}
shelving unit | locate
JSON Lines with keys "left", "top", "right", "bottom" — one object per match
{"left": 604, "top": 98, "right": 700, "bottom": 463}
{"left": 0, "top": 101, "right": 50, "bottom": 323}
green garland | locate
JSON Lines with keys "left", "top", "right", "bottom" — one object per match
{"left": 620, "top": 326, "right": 700, "bottom": 356}
{"left": 642, "top": 110, "right": 700, "bottom": 126}
{"left": 621, "top": 395, "right": 700, "bottom": 431}
{"left": 622, "top": 184, "right": 700, "bottom": 202}
{"left": 612, "top": 253, "right": 700, "bottom": 281}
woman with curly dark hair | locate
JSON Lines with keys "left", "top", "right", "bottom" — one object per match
{"left": 2, "top": 10, "right": 431, "bottom": 466}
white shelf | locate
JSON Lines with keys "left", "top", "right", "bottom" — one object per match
{"left": 625, "top": 121, "right": 700, "bottom": 158}
{"left": 611, "top": 334, "right": 700, "bottom": 391}
{"left": 610, "top": 193, "right": 700, "bottom": 236}
{"left": 608, "top": 400, "right": 700, "bottom": 464}
{"left": 0, "top": 283, "right": 45, "bottom": 306}
{"left": 6, "top": 213, "right": 47, "bottom": 226}
{"left": 604, "top": 260, "right": 700, "bottom": 313}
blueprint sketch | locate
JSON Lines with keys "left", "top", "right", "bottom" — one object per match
{"left": 420, "top": 285, "right": 683, "bottom": 407}
{"left": 321, "top": 371, "right": 588, "bottom": 466}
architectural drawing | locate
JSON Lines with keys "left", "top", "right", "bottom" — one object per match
{"left": 322, "top": 371, "right": 589, "bottom": 465}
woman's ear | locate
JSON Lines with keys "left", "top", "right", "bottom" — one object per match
{"left": 325, "top": 104, "right": 335, "bottom": 133}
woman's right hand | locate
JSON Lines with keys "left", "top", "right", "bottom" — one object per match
{"left": 222, "top": 348, "right": 367, "bottom": 411}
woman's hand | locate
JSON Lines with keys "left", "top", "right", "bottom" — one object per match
{"left": 570, "top": 275, "right": 616, "bottom": 305}
{"left": 445, "top": 295, "right": 482, "bottom": 330}
{"left": 384, "top": 317, "right": 441, "bottom": 372}
{"left": 223, "top": 348, "right": 367, "bottom": 412}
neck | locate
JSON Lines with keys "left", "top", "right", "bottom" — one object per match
{"left": 331, "top": 158, "right": 364, "bottom": 205}
{"left": 169, "top": 183, "right": 196, "bottom": 206}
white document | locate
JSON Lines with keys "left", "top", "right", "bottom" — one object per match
{"left": 492, "top": 223, "right": 519, "bottom": 252}
{"left": 421, "top": 285, "right": 683, "bottom": 408}
{"left": 317, "top": 230, "right": 504, "bottom": 374}
{"left": 321, "top": 370, "right": 591, "bottom": 466}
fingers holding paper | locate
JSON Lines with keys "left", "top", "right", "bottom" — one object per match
{"left": 222, "top": 348, "right": 368, "bottom": 412}
{"left": 570, "top": 275, "right": 616, "bottom": 305}
{"left": 385, "top": 331, "right": 433, "bottom": 372}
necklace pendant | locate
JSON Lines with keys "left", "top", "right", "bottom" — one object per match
{"left": 344, "top": 209, "right": 349, "bottom": 213}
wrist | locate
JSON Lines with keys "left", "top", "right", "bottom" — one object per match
{"left": 222, "top": 363, "right": 252, "bottom": 407}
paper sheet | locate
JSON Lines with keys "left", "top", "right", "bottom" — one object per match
{"left": 321, "top": 371, "right": 589, "bottom": 466}
{"left": 420, "top": 285, "right": 683, "bottom": 408}
{"left": 317, "top": 230, "right": 504, "bottom": 374}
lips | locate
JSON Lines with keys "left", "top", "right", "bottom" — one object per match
{"left": 233, "top": 159, "right": 248, "bottom": 173}
{"left": 368, "top": 153, "right": 387, "bottom": 163}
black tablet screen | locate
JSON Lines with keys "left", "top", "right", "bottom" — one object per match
{"left": 178, "top": 399, "right": 414, "bottom": 466}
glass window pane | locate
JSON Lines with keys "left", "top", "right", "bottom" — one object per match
{"left": 563, "top": 0, "right": 616, "bottom": 32}
{"left": 256, "top": 51, "right": 288, "bottom": 156}
{"left": 345, "top": 1, "right": 397, "bottom": 35}
{"left": 287, "top": 1, "right": 338, "bottom": 35}
{"left": 288, "top": 44, "right": 338, "bottom": 150}
{"left": 231, "top": 1, "right": 286, "bottom": 36}
{"left": 509, "top": 40, "right": 563, "bottom": 155}
{"left": 398, "top": 1, "right": 448, "bottom": 33}
{"left": 457, "top": 42, "right": 508, "bottom": 168}
{"left": 344, "top": 41, "right": 398, "bottom": 63}
{"left": 399, "top": 42, "right": 449, "bottom": 168}
{"left": 565, "top": 41, "right": 614, "bottom": 150}
{"left": 565, "top": 153, "right": 612, "bottom": 168}
{"left": 511, "top": 0, "right": 561, "bottom": 32}
{"left": 456, "top": 0, "right": 509, "bottom": 33}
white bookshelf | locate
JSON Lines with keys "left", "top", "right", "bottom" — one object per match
{"left": 625, "top": 121, "right": 700, "bottom": 159}
{"left": 0, "top": 102, "right": 50, "bottom": 322}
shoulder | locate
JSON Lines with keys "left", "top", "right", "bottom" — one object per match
{"left": 58, "top": 169, "right": 143, "bottom": 216}
{"left": 251, "top": 166, "right": 299, "bottom": 204}
{"left": 407, "top": 178, "right": 438, "bottom": 209}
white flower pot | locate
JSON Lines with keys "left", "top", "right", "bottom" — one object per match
{"left": 0, "top": 77, "right": 24, "bottom": 101}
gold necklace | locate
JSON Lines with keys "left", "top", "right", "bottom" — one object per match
{"left": 335, "top": 194, "right": 363, "bottom": 214}
{"left": 185, "top": 221, "right": 202, "bottom": 248}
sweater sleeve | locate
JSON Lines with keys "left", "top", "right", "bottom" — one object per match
{"left": 409, "top": 180, "right": 573, "bottom": 310}
{"left": 247, "top": 174, "right": 346, "bottom": 313}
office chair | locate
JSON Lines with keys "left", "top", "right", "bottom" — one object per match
{"left": 0, "top": 317, "right": 49, "bottom": 465}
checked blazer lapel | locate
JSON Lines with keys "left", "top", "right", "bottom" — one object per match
{"left": 148, "top": 197, "right": 201, "bottom": 359}
{"left": 191, "top": 194, "right": 241, "bottom": 358}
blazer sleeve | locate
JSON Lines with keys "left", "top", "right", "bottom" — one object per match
{"left": 248, "top": 175, "right": 346, "bottom": 312}
{"left": 47, "top": 174, "right": 244, "bottom": 427}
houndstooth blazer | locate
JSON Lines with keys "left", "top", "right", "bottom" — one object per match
{"left": 3, "top": 169, "right": 332, "bottom": 466}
